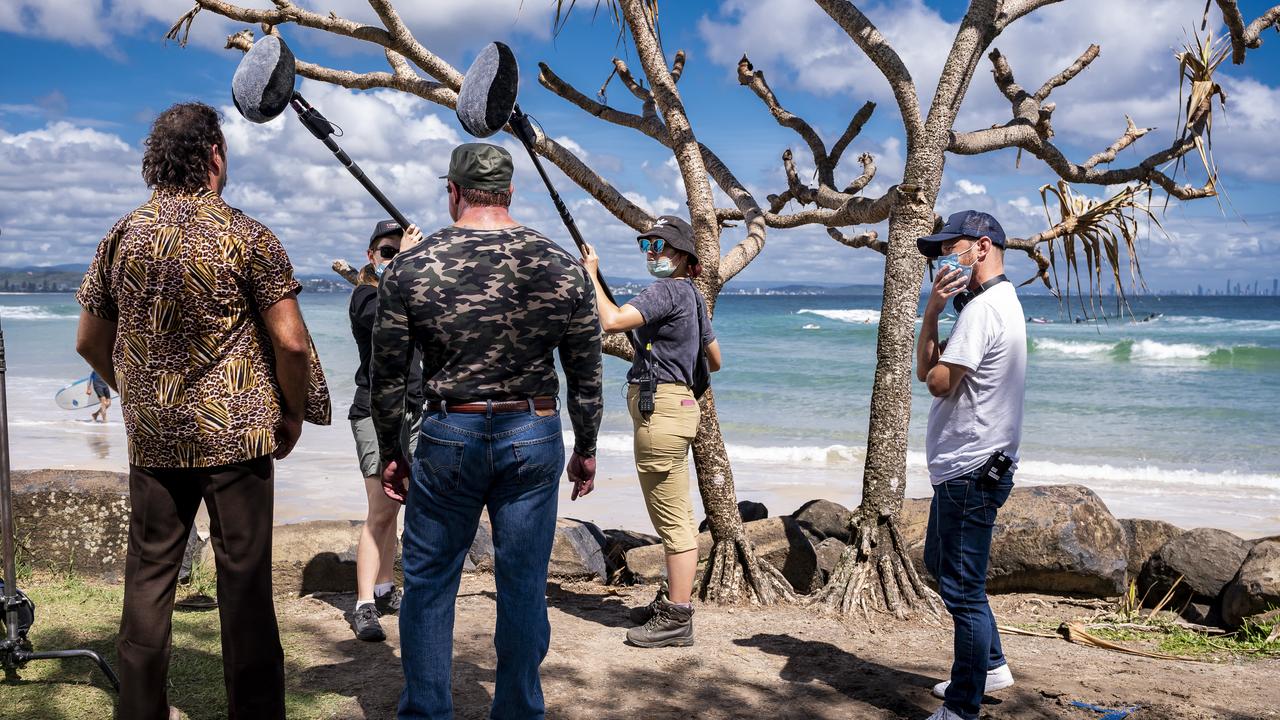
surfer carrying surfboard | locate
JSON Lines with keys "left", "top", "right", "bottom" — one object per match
{"left": 86, "top": 370, "right": 111, "bottom": 422}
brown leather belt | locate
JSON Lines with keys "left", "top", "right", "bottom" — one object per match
{"left": 426, "top": 397, "right": 557, "bottom": 414}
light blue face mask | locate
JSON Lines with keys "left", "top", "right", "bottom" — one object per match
{"left": 374, "top": 263, "right": 388, "bottom": 279}
{"left": 647, "top": 257, "right": 676, "bottom": 278}
{"left": 937, "top": 244, "right": 977, "bottom": 286}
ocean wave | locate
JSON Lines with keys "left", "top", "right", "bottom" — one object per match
{"left": 1031, "top": 338, "right": 1280, "bottom": 367}
{"left": 797, "top": 308, "right": 880, "bottom": 325}
{"left": 0, "top": 305, "right": 77, "bottom": 321}
{"left": 597, "top": 433, "right": 1280, "bottom": 490}
{"left": 1154, "top": 315, "right": 1280, "bottom": 333}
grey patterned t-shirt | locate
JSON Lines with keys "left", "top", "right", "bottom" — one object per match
{"left": 370, "top": 225, "right": 603, "bottom": 462}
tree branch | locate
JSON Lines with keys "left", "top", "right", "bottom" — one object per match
{"left": 948, "top": 47, "right": 1212, "bottom": 200}
{"left": 828, "top": 227, "right": 886, "bottom": 255}
{"left": 996, "top": 0, "right": 1067, "bottom": 29}
{"left": 814, "top": 0, "right": 924, "bottom": 145}
{"left": 737, "top": 55, "right": 829, "bottom": 177}
{"left": 1214, "top": 0, "right": 1280, "bottom": 64}
{"left": 1034, "top": 44, "right": 1100, "bottom": 102}
{"left": 829, "top": 101, "right": 877, "bottom": 170}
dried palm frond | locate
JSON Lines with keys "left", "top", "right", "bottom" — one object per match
{"left": 1173, "top": 29, "right": 1229, "bottom": 190}
{"left": 546, "top": 0, "right": 661, "bottom": 45}
{"left": 1037, "top": 180, "right": 1167, "bottom": 321}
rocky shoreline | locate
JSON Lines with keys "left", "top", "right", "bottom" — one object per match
{"left": 11, "top": 468, "right": 1279, "bottom": 631}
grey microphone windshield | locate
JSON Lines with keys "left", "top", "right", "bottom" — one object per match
{"left": 456, "top": 42, "right": 519, "bottom": 138}
{"left": 232, "top": 35, "right": 297, "bottom": 123}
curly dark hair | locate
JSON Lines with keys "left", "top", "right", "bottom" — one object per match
{"left": 142, "top": 103, "right": 225, "bottom": 192}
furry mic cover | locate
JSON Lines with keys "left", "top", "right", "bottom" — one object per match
{"left": 231, "top": 35, "right": 297, "bottom": 123}
{"left": 456, "top": 42, "right": 519, "bottom": 138}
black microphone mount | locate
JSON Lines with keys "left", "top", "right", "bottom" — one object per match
{"left": 507, "top": 105, "right": 639, "bottom": 352}
{"left": 289, "top": 93, "right": 411, "bottom": 230}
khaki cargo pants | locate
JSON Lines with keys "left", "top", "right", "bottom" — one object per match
{"left": 627, "top": 383, "right": 700, "bottom": 554}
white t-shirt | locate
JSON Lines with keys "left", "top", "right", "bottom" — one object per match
{"left": 926, "top": 281, "right": 1027, "bottom": 484}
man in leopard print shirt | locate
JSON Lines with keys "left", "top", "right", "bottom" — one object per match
{"left": 76, "top": 102, "right": 319, "bottom": 720}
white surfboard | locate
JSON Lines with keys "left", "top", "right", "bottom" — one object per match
{"left": 55, "top": 376, "right": 108, "bottom": 410}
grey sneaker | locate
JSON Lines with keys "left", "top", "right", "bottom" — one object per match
{"left": 625, "top": 598, "right": 693, "bottom": 648}
{"left": 375, "top": 586, "right": 402, "bottom": 616}
{"left": 351, "top": 604, "right": 386, "bottom": 642}
{"left": 628, "top": 587, "right": 668, "bottom": 626}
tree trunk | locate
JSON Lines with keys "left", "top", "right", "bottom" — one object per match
{"left": 691, "top": 386, "right": 795, "bottom": 604}
{"left": 616, "top": 0, "right": 793, "bottom": 605}
{"left": 811, "top": 159, "right": 943, "bottom": 619}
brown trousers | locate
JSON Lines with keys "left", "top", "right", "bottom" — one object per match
{"left": 117, "top": 456, "right": 284, "bottom": 720}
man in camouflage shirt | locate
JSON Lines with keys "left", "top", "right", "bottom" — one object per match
{"left": 371, "top": 143, "right": 601, "bottom": 719}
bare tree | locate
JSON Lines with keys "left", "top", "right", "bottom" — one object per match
{"left": 728, "top": 0, "right": 1278, "bottom": 618}
{"left": 175, "top": 0, "right": 1278, "bottom": 613}
{"left": 174, "top": 0, "right": 812, "bottom": 603}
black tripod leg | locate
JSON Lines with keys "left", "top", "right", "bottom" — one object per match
{"left": 17, "top": 649, "right": 121, "bottom": 693}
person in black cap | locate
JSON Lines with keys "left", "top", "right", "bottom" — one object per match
{"left": 347, "top": 218, "right": 423, "bottom": 641}
{"left": 915, "top": 210, "right": 1027, "bottom": 720}
{"left": 581, "top": 215, "right": 721, "bottom": 648}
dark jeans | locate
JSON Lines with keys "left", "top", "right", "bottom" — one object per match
{"left": 923, "top": 468, "right": 1014, "bottom": 720}
{"left": 398, "top": 408, "right": 563, "bottom": 720}
{"left": 118, "top": 456, "right": 284, "bottom": 720}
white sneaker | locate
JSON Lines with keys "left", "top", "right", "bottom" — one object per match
{"left": 931, "top": 663, "right": 1015, "bottom": 699}
{"left": 925, "top": 706, "right": 966, "bottom": 720}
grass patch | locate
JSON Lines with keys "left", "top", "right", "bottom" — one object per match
{"left": 1088, "top": 616, "right": 1280, "bottom": 660}
{"left": 5, "top": 571, "right": 356, "bottom": 719}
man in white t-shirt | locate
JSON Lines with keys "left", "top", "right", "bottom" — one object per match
{"left": 915, "top": 210, "right": 1027, "bottom": 720}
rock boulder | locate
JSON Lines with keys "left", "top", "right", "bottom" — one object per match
{"left": 627, "top": 516, "right": 819, "bottom": 593}
{"left": 1119, "top": 519, "right": 1183, "bottom": 583}
{"left": 791, "top": 499, "right": 853, "bottom": 544}
{"left": 1139, "top": 528, "right": 1250, "bottom": 616}
{"left": 548, "top": 518, "right": 608, "bottom": 582}
{"left": 699, "top": 500, "right": 768, "bottom": 534}
{"left": 267, "top": 520, "right": 363, "bottom": 596}
{"left": 986, "top": 485, "right": 1128, "bottom": 596}
{"left": 11, "top": 469, "right": 130, "bottom": 581}
{"left": 1221, "top": 540, "right": 1280, "bottom": 628}
{"left": 814, "top": 538, "right": 848, "bottom": 583}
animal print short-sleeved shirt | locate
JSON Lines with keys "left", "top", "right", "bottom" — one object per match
{"left": 77, "top": 187, "right": 304, "bottom": 468}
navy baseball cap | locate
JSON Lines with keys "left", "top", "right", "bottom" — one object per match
{"left": 917, "top": 210, "right": 1006, "bottom": 258}
{"left": 369, "top": 219, "right": 402, "bottom": 243}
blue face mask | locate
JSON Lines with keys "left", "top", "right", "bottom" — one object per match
{"left": 647, "top": 257, "right": 676, "bottom": 278}
{"left": 937, "top": 244, "right": 977, "bottom": 286}
{"left": 374, "top": 263, "right": 387, "bottom": 279}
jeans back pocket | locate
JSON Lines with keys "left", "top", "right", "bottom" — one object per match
{"left": 512, "top": 434, "right": 565, "bottom": 486}
{"left": 419, "top": 433, "right": 465, "bottom": 490}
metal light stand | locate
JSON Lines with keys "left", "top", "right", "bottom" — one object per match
{"left": 0, "top": 318, "right": 120, "bottom": 692}
{"left": 507, "top": 105, "right": 639, "bottom": 352}
{"left": 290, "top": 92, "right": 411, "bottom": 230}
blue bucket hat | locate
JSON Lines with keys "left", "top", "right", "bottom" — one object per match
{"left": 917, "top": 210, "right": 1007, "bottom": 258}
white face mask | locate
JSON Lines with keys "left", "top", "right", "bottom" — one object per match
{"left": 937, "top": 243, "right": 978, "bottom": 285}
{"left": 647, "top": 257, "right": 676, "bottom": 278}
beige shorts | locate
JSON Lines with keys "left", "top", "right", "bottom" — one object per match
{"left": 628, "top": 383, "right": 700, "bottom": 554}
{"left": 350, "top": 411, "right": 421, "bottom": 479}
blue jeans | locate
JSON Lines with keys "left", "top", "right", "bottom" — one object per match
{"left": 923, "top": 468, "right": 1014, "bottom": 720}
{"left": 397, "top": 407, "right": 564, "bottom": 720}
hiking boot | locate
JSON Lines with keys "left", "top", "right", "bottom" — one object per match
{"left": 628, "top": 587, "right": 668, "bottom": 626}
{"left": 625, "top": 598, "right": 693, "bottom": 648}
{"left": 931, "top": 663, "right": 1014, "bottom": 699}
{"left": 374, "top": 586, "right": 402, "bottom": 616}
{"left": 351, "top": 604, "right": 386, "bottom": 642}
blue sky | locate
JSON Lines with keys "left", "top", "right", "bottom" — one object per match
{"left": 2, "top": 0, "right": 1278, "bottom": 291}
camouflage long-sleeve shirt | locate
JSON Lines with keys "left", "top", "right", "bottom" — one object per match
{"left": 369, "top": 225, "right": 603, "bottom": 464}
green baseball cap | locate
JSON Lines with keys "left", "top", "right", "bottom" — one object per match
{"left": 439, "top": 143, "right": 514, "bottom": 192}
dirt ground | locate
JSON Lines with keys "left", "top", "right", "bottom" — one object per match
{"left": 281, "top": 575, "right": 1279, "bottom": 720}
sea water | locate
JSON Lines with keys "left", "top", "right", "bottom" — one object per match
{"left": 2, "top": 290, "right": 1277, "bottom": 538}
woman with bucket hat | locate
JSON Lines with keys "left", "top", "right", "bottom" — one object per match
{"left": 581, "top": 215, "right": 721, "bottom": 648}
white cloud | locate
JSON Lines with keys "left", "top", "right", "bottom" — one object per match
{"left": 955, "top": 179, "right": 987, "bottom": 196}
{"left": 0, "top": 0, "right": 553, "bottom": 57}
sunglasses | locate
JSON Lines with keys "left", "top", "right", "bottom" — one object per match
{"left": 638, "top": 238, "right": 665, "bottom": 253}
{"left": 377, "top": 246, "right": 399, "bottom": 260}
